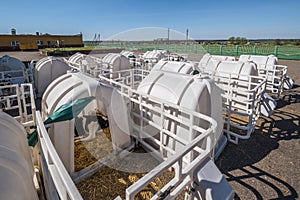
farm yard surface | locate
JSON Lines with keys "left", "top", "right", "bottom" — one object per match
{"left": 1, "top": 51, "right": 299, "bottom": 199}
{"left": 187, "top": 54, "right": 300, "bottom": 199}
{"left": 215, "top": 59, "right": 300, "bottom": 200}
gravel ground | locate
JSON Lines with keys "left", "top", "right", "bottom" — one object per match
{"left": 2, "top": 51, "right": 299, "bottom": 199}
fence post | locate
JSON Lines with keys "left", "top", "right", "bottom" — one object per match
{"left": 274, "top": 46, "right": 278, "bottom": 57}
{"left": 253, "top": 45, "right": 257, "bottom": 55}
{"left": 220, "top": 45, "right": 223, "bottom": 55}
{"left": 236, "top": 45, "right": 239, "bottom": 56}
{"left": 207, "top": 45, "right": 210, "bottom": 54}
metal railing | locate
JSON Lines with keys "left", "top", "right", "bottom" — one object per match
{"left": 98, "top": 72, "right": 218, "bottom": 199}
{"left": 0, "top": 83, "right": 36, "bottom": 126}
{"left": 0, "top": 70, "right": 26, "bottom": 85}
{"left": 197, "top": 67, "right": 266, "bottom": 144}
{"left": 36, "top": 111, "right": 83, "bottom": 200}
{"left": 99, "top": 68, "right": 266, "bottom": 144}
{"left": 255, "top": 64, "right": 287, "bottom": 99}
{"left": 35, "top": 68, "right": 218, "bottom": 199}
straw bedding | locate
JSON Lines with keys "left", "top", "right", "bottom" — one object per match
{"left": 74, "top": 128, "right": 177, "bottom": 199}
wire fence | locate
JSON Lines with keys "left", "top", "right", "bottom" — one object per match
{"left": 97, "top": 42, "right": 300, "bottom": 60}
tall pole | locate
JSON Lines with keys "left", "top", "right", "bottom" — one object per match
{"left": 186, "top": 28, "right": 189, "bottom": 44}
{"left": 167, "top": 28, "right": 170, "bottom": 51}
{"left": 185, "top": 28, "right": 189, "bottom": 52}
{"left": 98, "top": 34, "right": 101, "bottom": 43}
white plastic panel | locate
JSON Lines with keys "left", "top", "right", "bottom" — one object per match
{"left": 0, "top": 55, "right": 26, "bottom": 84}
{"left": 34, "top": 57, "right": 70, "bottom": 97}
{"left": 42, "top": 72, "right": 132, "bottom": 173}
{"left": 68, "top": 52, "right": 86, "bottom": 64}
{"left": 199, "top": 53, "right": 236, "bottom": 67}
{"left": 0, "top": 112, "right": 38, "bottom": 200}
{"left": 102, "top": 53, "right": 131, "bottom": 72}
{"left": 152, "top": 60, "right": 194, "bottom": 74}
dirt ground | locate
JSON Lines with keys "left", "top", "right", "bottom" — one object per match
{"left": 0, "top": 51, "right": 45, "bottom": 62}
{"left": 1, "top": 51, "right": 299, "bottom": 199}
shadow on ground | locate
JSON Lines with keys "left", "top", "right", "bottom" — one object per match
{"left": 216, "top": 91, "right": 300, "bottom": 199}
{"left": 276, "top": 85, "right": 300, "bottom": 109}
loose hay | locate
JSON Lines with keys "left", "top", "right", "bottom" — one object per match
{"left": 76, "top": 148, "right": 175, "bottom": 200}
{"left": 77, "top": 166, "right": 175, "bottom": 200}
{"left": 224, "top": 112, "right": 252, "bottom": 136}
{"left": 74, "top": 127, "right": 113, "bottom": 172}
{"left": 74, "top": 127, "right": 177, "bottom": 199}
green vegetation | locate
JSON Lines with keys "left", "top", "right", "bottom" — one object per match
{"left": 228, "top": 36, "right": 248, "bottom": 45}
{"left": 42, "top": 40, "right": 300, "bottom": 60}
{"left": 44, "top": 45, "right": 114, "bottom": 52}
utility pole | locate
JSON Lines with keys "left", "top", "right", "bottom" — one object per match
{"left": 167, "top": 28, "right": 170, "bottom": 51}
{"left": 97, "top": 34, "right": 101, "bottom": 44}
{"left": 93, "top": 34, "right": 97, "bottom": 46}
{"left": 186, "top": 28, "right": 189, "bottom": 45}
{"left": 185, "top": 28, "right": 189, "bottom": 52}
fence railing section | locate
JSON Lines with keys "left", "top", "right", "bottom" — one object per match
{"left": 98, "top": 72, "right": 217, "bottom": 199}
{"left": 98, "top": 42, "right": 300, "bottom": 60}
{"left": 36, "top": 111, "right": 83, "bottom": 200}
{"left": 0, "top": 83, "right": 36, "bottom": 127}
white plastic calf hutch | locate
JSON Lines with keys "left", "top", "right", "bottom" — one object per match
{"left": 137, "top": 50, "right": 168, "bottom": 70}
{"left": 68, "top": 54, "right": 102, "bottom": 76}
{"left": 199, "top": 53, "right": 236, "bottom": 67}
{"left": 198, "top": 60, "right": 269, "bottom": 143}
{"left": 0, "top": 112, "right": 38, "bottom": 200}
{"left": 78, "top": 53, "right": 131, "bottom": 79}
{"left": 151, "top": 60, "right": 195, "bottom": 74}
{"left": 142, "top": 50, "right": 167, "bottom": 61}
{"left": 136, "top": 70, "right": 224, "bottom": 155}
{"left": 120, "top": 50, "right": 136, "bottom": 67}
{"left": 151, "top": 59, "right": 270, "bottom": 144}
{"left": 0, "top": 55, "right": 27, "bottom": 85}
{"left": 101, "top": 53, "right": 131, "bottom": 77}
{"left": 34, "top": 57, "right": 70, "bottom": 97}
{"left": 98, "top": 69, "right": 234, "bottom": 199}
{"left": 239, "top": 54, "right": 292, "bottom": 98}
{"left": 68, "top": 52, "right": 86, "bottom": 64}
{"left": 42, "top": 72, "right": 131, "bottom": 173}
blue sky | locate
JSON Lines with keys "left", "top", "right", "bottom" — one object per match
{"left": 1, "top": 0, "right": 299, "bottom": 40}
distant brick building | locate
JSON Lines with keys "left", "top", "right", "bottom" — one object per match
{"left": 0, "top": 30, "right": 84, "bottom": 51}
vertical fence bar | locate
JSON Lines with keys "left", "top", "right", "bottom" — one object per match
{"left": 274, "top": 46, "right": 278, "bottom": 57}
{"left": 253, "top": 45, "right": 257, "bottom": 55}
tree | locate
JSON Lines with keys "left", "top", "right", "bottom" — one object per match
{"left": 228, "top": 36, "right": 235, "bottom": 44}
{"left": 240, "top": 37, "right": 248, "bottom": 45}
{"left": 274, "top": 39, "right": 281, "bottom": 46}
{"left": 228, "top": 36, "right": 248, "bottom": 45}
